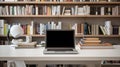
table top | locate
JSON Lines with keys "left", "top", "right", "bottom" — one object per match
{"left": 0, "top": 45, "right": 120, "bottom": 61}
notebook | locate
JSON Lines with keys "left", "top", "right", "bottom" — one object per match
{"left": 43, "top": 30, "right": 78, "bottom": 54}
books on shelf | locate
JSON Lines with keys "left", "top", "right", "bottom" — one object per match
{"left": 69, "top": 20, "right": 120, "bottom": 35}
{"left": 21, "top": 21, "right": 62, "bottom": 35}
{"left": 0, "top": 5, "right": 119, "bottom": 16}
{"left": 0, "top": 19, "right": 10, "bottom": 36}
{"left": 1, "top": 19, "right": 120, "bottom": 36}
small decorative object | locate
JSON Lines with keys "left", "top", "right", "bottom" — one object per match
{"left": 7, "top": 25, "right": 24, "bottom": 45}
{"left": 26, "top": 35, "right": 32, "bottom": 43}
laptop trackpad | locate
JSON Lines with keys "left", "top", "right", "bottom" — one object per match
{"left": 44, "top": 49, "right": 78, "bottom": 54}
{"left": 47, "top": 49, "right": 73, "bottom": 51}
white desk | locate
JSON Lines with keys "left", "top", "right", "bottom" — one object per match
{"left": 0, "top": 45, "right": 120, "bottom": 67}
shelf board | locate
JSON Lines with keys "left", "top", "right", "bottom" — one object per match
{"left": 59, "top": 2, "right": 120, "bottom": 5}
{"left": 24, "top": 35, "right": 46, "bottom": 37}
{"left": 1, "top": 35, "right": 120, "bottom": 38}
{"left": 0, "top": 15, "right": 120, "bottom": 18}
{"left": 85, "top": 15, "right": 120, "bottom": 18}
{"left": 0, "top": 2, "right": 120, "bottom": 5}
{"left": 101, "top": 64, "right": 120, "bottom": 65}
{"left": 75, "top": 35, "right": 120, "bottom": 37}
{"left": 59, "top": 15, "right": 120, "bottom": 18}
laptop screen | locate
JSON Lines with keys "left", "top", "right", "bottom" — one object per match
{"left": 46, "top": 30, "right": 75, "bottom": 48}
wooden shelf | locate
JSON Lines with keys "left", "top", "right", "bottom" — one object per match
{"left": 59, "top": 15, "right": 120, "bottom": 18}
{"left": 0, "top": 2, "right": 120, "bottom": 5}
{"left": 25, "top": 35, "right": 45, "bottom": 37}
{"left": 59, "top": 2, "right": 120, "bottom": 5}
{"left": 101, "top": 64, "right": 120, "bottom": 65}
{"left": 75, "top": 35, "right": 120, "bottom": 37}
{"left": 1, "top": 35, "right": 120, "bottom": 38}
{"left": 0, "top": 15, "right": 120, "bottom": 18}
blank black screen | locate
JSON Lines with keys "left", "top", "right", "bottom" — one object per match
{"left": 46, "top": 30, "right": 75, "bottom": 48}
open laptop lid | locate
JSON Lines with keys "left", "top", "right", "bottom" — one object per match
{"left": 45, "top": 30, "right": 75, "bottom": 49}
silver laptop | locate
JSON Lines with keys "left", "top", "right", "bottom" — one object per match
{"left": 43, "top": 30, "right": 78, "bottom": 54}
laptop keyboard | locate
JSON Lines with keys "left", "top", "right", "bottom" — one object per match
{"left": 47, "top": 49, "right": 73, "bottom": 51}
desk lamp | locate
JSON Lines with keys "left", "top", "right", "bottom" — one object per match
{"left": 7, "top": 25, "right": 24, "bottom": 45}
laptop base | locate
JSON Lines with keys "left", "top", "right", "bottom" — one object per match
{"left": 43, "top": 49, "right": 78, "bottom": 54}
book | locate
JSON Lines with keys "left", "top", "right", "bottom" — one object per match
{"left": 113, "top": 25, "right": 119, "bottom": 35}
{"left": 84, "top": 41, "right": 101, "bottom": 44}
{"left": 16, "top": 42, "right": 37, "bottom": 48}
{"left": 0, "top": 19, "right": 5, "bottom": 35}
{"left": 79, "top": 43, "right": 113, "bottom": 49}
{"left": 81, "top": 38, "right": 101, "bottom": 44}
{"left": 100, "top": 25, "right": 107, "bottom": 35}
{"left": 84, "top": 38, "right": 99, "bottom": 40}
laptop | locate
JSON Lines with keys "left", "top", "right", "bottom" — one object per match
{"left": 43, "top": 30, "right": 78, "bottom": 54}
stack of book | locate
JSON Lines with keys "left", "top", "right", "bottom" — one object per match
{"left": 82, "top": 38, "right": 101, "bottom": 45}
{"left": 79, "top": 38, "right": 113, "bottom": 49}
{"left": 16, "top": 42, "right": 37, "bottom": 48}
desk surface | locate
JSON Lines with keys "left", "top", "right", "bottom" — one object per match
{"left": 0, "top": 45, "right": 120, "bottom": 61}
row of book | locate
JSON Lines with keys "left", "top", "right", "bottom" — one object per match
{"left": 70, "top": 21, "right": 120, "bottom": 35}
{"left": 1, "top": 19, "right": 120, "bottom": 36}
{"left": 0, "top": 0, "right": 120, "bottom": 2}
{"left": 0, "top": 5, "right": 61, "bottom": 16}
{"left": 102, "top": 60, "right": 120, "bottom": 64}
{"left": 0, "top": 19, "right": 10, "bottom": 35}
{"left": 0, "top": 19, "right": 62, "bottom": 35}
{"left": 0, "top": 5, "right": 120, "bottom": 16}
{"left": 21, "top": 21, "right": 62, "bottom": 35}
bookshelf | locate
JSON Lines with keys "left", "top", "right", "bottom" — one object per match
{"left": 0, "top": 0, "right": 120, "bottom": 45}
{"left": 0, "top": 1, "right": 119, "bottom": 66}
{"left": 0, "top": 1, "right": 120, "bottom": 67}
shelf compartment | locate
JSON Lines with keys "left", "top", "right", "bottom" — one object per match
{"left": 1, "top": 35, "right": 120, "bottom": 38}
